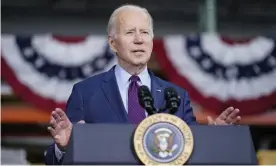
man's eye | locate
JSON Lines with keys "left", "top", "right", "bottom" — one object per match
{"left": 142, "top": 31, "right": 149, "bottom": 34}
{"left": 126, "top": 31, "right": 133, "bottom": 34}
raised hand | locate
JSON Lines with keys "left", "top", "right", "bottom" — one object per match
{"left": 207, "top": 107, "right": 241, "bottom": 125}
{"left": 47, "top": 108, "right": 85, "bottom": 150}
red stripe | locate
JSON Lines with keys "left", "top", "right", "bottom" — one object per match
{"left": 220, "top": 36, "right": 253, "bottom": 45}
{"left": 153, "top": 39, "right": 276, "bottom": 116}
{"left": 1, "top": 55, "right": 66, "bottom": 113}
{"left": 51, "top": 35, "right": 87, "bottom": 44}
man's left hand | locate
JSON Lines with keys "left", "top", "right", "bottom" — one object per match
{"left": 207, "top": 107, "right": 241, "bottom": 125}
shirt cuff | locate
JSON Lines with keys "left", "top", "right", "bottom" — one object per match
{"left": 54, "top": 144, "right": 65, "bottom": 161}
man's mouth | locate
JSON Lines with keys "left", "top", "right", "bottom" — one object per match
{"left": 132, "top": 49, "right": 145, "bottom": 53}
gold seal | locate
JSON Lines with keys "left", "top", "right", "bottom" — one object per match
{"left": 133, "top": 113, "right": 194, "bottom": 165}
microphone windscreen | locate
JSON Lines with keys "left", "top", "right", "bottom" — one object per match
{"left": 138, "top": 85, "right": 151, "bottom": 98}
{"left": 164, "top": 87, "right": 178, "bottom": 99}
{"left": 138, "top": 85, "right": 153, "bottom": 108}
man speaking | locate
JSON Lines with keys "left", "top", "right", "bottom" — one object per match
{"left": 45, "top": 4, "right": 241, "bottom": 165}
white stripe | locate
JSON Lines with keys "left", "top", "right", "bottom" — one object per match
{"left": 1, "top": 83, "right": 13, "bottom": 95}
{"left": 164, "top": 35, "right": 276, "bottom": 101}
{"left": 32, "top": 34, "right": 108, "bottom": 66}
{"left": 1, "top": 35, "right": 117, "bottom": 102}
{"left": 201, "top": 33, "right": 274, "bottom": 65}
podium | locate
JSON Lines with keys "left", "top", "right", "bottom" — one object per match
{"left": 63, "top": 124, "right": 257, "bottom": 165}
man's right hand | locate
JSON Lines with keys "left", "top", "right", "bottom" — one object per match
{"left": 47, "top": 108, "right": 85, "bottom": 150}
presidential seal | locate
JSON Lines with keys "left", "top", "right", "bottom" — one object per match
{"left": 133, "top": 113, "right": 194, "bottom": 165}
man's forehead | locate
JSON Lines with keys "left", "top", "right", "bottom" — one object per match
{"left": 117, "top": 10, "right": 150, "bottom": 26}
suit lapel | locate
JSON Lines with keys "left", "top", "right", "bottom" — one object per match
{"left": 150, "top": 72, "right": 165, "bottom": 113}
{"left": 101, "top": 66, "right": 128, "bottom": 123}
{"left": 101, "top": 67, "right": 165, "bottom": 122}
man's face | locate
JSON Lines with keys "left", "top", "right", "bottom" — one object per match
{"left": 109, "top": 10, "right": 153, "bottom": 67}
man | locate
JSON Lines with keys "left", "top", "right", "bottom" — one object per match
{"left": 45, "top": 4, "right": 241, "bottom": 165}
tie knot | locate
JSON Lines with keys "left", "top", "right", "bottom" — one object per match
{"left": 129, "top": 75, "right": 140, "bottom": 82}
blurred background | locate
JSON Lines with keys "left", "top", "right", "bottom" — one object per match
{"left": 1, "top": 0, "right": 276, "bottom": 165}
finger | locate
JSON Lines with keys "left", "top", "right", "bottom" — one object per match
{"left": 207, "top": 116, "right": 214, "bottom": 125}
{"left": 52, "top": 111, "right": 62, "bottom": 123}
{"left": 56, "top": 108, "right": 68, "bottom": 120}
{"left": 47, "top": 126, "right": 57, "bottom": 137}
{"left": 77, "top": 120, "right": 85, "bottom": 124}
{"left": 55, "top": 108, "right": 64, "bottom": 116}
{"left": 219, "top": 107, "right": 234, "bottom": 120}
{"left": 49, "top": 116, "right": 58, "bottom": 128}
{"left": 225, "top": 109, "right": 240, "bottom": 123}
{"left": 232, "top": 116, "right": 241, "bottom": 125}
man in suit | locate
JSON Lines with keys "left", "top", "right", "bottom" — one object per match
{"left": 45, "top": 4, "right": 241, "bottom": 165}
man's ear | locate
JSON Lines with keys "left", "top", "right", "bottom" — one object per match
{"left": 108, "top": 36, "right": 117, "bottom": 53}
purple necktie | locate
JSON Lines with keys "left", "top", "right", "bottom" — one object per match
{"left": 128, "top": 75, "right": 146, "bottom": 124}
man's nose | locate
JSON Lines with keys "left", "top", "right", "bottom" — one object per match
{"left": 133, "top": 33, "right": 143, "bottom": 44}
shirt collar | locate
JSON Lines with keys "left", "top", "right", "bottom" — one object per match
{"left": 115, "top": 64, "right": 150, "bottom": 86}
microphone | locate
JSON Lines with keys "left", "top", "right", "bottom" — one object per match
{"left": 164, "top": 87, "right": 181, "bottom": 114}
{"left": 138, "top": 85, "right": 157, "bottom": 115}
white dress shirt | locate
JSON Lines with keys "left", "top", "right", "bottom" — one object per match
{"left": 115, "top": 64, "right": 151, "bottom": 113}
{"left": 55, "top": 64, "right": 151, "bottom": 161}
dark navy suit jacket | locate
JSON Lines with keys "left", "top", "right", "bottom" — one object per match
{"left": 45, "top": 65, "right": 197, "bottom": 165}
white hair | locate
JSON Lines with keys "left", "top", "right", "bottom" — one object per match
{"left": 107, "top": 4, "right": 154, "bottom": 39}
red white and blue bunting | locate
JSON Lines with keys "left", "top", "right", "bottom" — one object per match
{"left": 154, "top": 34, "right": 276, "bottom": 115}
{"left": 2, "top": 34, "right": 276, "bottom": 115}
{"left": 1, "top": 35, "right": 117, "bottom": 110}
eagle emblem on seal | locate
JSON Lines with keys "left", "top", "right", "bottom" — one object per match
{"left": 151, "top": 128, "right": 179, "bottom": 158}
